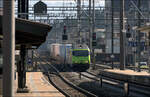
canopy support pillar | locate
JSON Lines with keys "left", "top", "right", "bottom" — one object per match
{"left": 17, "top": 45, "right": 29, "bottom": 93}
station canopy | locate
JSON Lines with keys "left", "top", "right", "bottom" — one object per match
{"left": 0, "top": 15, "right": 52, "bottom": 49}
{"left": 137, "top": 25, "right": 150, "bottom": 32}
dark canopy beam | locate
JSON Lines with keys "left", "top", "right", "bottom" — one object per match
{"left": 0, "top": 15, "right": 52, "bottom": 49}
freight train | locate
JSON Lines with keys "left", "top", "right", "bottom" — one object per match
{"left": 50, "top": 43, "right": 72, "bottom": 65}
{"left": 49, "top": 43, "right": 90, "bottom": 71}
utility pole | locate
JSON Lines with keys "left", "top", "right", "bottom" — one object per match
{"left": 123, "top": 0, "right": 126, "bottom": 69}
{"left": 92, "top": 0, "right": 96, "bottom": 69}
{"left": 89, "top": 0, "right": 92, "bottom": 51}
{"left": 149, "top": 32, "right": 150, "bottom": 73}
{"left": 137, "top": 0, "right": 141, "bottom": 72}
{"left": 92, "top": 0, "right": 95, "bottom": 41}
{"left": 120, "top": 0, "right": 125, "bottom": 70}
{"left": 111, "top": 0, "right": 114, "bottom": 69}
{"left": 3, "top": 0, "right": 15, "bottom": 96}
{"left": 77, "top": 0, "right": 81, "bottom": 44}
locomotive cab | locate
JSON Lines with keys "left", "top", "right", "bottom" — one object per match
{"left": 72, "top": 48, "right": 90, "bottom": 72}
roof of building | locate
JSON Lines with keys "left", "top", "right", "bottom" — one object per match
{"left": 0, "top": 15, "right": 52, "bottom": 49}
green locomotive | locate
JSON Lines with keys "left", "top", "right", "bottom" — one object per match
{"left": 71, "top": 48, "right": 91, "bottom": 71}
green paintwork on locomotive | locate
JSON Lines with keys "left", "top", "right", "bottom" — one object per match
{"left": 72, "top": 49, "right": 91, "bottom": 65}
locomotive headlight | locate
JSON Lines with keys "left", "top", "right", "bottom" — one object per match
{"left": 85, "top": 61, "right": 88, "bottom": 63}
{"left": 74, "top": 61, "right": 78, "bottom": 64}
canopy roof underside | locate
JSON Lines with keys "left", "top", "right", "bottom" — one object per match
{"left": 0, "top": 15, "right": 52, "bottom": 49}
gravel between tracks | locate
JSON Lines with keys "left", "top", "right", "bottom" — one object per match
{"left": 48, "top": 72, "right": 88, "bottom": 97}
{"left": 62, "top": 72, "right": 143, "bottom": 97}
{"left": 37, "top": 55, "right": 145, "bottom": 97}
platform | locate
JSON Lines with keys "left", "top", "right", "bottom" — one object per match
{"left": 103, "top": 69, "right": 150, "bottom": 76}
{"left": 100, "top": 68, "right": 150, "bottom": 86}
{"left": 14, "top": 72, "right": 65, "bottom": 97}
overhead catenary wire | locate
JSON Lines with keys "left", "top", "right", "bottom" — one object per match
{"left": 130, "top": 0, "right": 146, "bottom": 19}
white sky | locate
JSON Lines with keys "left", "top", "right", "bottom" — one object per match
{"left": 0, "top": 0, "right": 105, "bottom": 8}
{"left": 29, "top": 0, "right": 105, "bottom": 7}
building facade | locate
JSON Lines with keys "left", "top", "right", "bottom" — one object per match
{"left": 105, "top": 0, "right": 150, "bottom": 54}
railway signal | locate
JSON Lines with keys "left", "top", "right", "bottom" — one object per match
{"left": 62, "top": 25, "right": 68, "bottom": 40}
{"left": 92, "top": 33, "right": 96, "bottom": 40}
{"left": 92, "top": 33, "right": 97, "bottom": 46}
{"left": 92, "top": 41, "right": 97, "bottom": 46}
{"left": 64, "top": 25, "right": 66, "bottom": 34}
{"left": 126, "top": 25, "right": 131, "bottom": 38}
{"left": 126, "top": 33, "right": 131, "bottom": 38}
{"left": 62, "top": 35, "right": 68, "bottom": 40}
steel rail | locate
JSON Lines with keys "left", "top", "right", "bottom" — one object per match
{"left": 46, "top": 63, "right": 98, "bottom": 97}
{"left": 83, "top": 71, "right": 150, "bottom": 96}
{"left": 93, "top": 64, "right": 150, "bottom": 87}
{"left": 37, "top": 57, "right": 71, "bottom": 97}
{"left": 38, "top": 56, "right": 98, "bottom": 97}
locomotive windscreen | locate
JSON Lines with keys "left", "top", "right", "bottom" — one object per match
{"left": 72, "top": 50, "right": 89, "bottom": 57}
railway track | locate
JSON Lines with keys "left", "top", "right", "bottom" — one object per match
{"left": 36, "top": 55, "right": 97, "bottom": 97}
{"left": 35, "top": 53, "right": 150, "bottom": 97}
{"left": 88, "top": 64, "right": 150, "bottom": 96}
{"left": 80, "top": 71, "right": 150, "bottom": 97}
{"left": 60, "top": 70, "right": 150, "bottom": 97}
